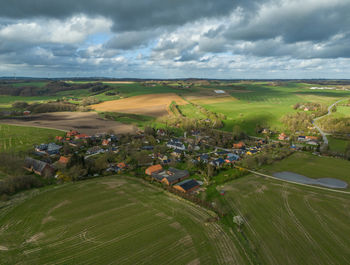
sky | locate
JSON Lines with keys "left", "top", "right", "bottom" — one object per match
{"left": 0, "top": 0, "right": 350, "bottom": 79}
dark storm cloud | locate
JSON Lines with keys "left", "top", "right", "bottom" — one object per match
{"left": 225, "top": 1, "right": 350, "bottom": 43}
{"left": 0, "top": 0, "right": 259, "bottom": 32}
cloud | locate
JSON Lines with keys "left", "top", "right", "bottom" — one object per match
{"left": 0, "top": 0, "right": 258, "bottom": 31}
{"left": 0, "top": 0, "right": 350, "bottom": 78}
{"left": 0, "top": 15, "right": 112, "bottom": 44}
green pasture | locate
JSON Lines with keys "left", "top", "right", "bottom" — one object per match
{"left": 262, "top": 152, "right": 350, "bottom": 185}
{"left": 219, "top": 173, "right": 350, "bottom": 265}
{"left": 328, "top": 136, "right": 350, "bottom": 153}
{"left": 0, "top": 176, "right": 245, "bottom": 265}
{"left": 0, "top": 124, "right": 64, "bottom": 152}
{"left": 187, "top": 83, "right": 350, "bottom": 135}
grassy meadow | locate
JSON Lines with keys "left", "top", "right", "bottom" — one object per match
{"left": 0, "top": 176, "right": 246, "bottom": 265}
{"left": 0, "top": 124, "right": 64, "bottom": 152}
{"left": 262, "top": 152, "right": 350, "bottom": 185}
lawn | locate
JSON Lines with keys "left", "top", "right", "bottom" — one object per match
{"left": 262, "top": 152, "right": 350, "bottom": 185}
{"left": 218, "top": 173, "right": 350, "bottom": 265}
{"left": 0, "top": 176, "right": 246, "bottom": 265}
{"left": 0, "top": 124, "right": 64, "bottom": 152}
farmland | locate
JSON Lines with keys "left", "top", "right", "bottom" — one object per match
{"left": 91, "top": 93, "right": 188, "bottom": 117}
{"left": 0, "top": 123, "right": 63, "bottom": 152}
{"left": 0, "top": 176, "right": 245, "bottom": 265}
{"left": 0, "top": 112, "right": 137, "bottom": 135}
{"left": 218, "top": 173, "right": 350, "bottom": 265}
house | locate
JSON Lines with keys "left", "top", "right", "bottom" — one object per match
{"left": 198, "top": 154, "right": 209, "bottom": 163}
{"left": 75, "top": 134, "right": 90, "bottom": 140}
{"left": 171, "top": 149, "right": 183, "bottom": 158}
{"left": 210, "top": 158, "right": 225, "bottom": 167}
{"left": 67, "top": 130, "right": 79, "bottom": 137}
{"left": 58, "top": 156, "right": 70, "bottom": 165}
{"left": 102, "top": 139, "right": 110, "bottom": 146}
{"left": 86, "top": 146, "right": 104, "bottom": 155}
{"left": 262, "top": 128, "right": 270, "bottom": 134}
{"left": 227, "top": 153, "right": 240, "bottom": 160}
{"left": 47, "top": 143, "right": 62, "bottom": 155}
{"left": 225, "top": 156, "right": 238, "bottom": 163}
{"left": 157, "top": 129, "right": 166, "bottom": 136}
{"left": 278, "top": 133, "right": 288, "bottom": 141}
{"left": 306, "top": 140, "right": 319, "bottom": 146}
{"left": 24, "top": 157, "right": 55, "bottom": 178}
{"left": 305, "top": 136, "right": 318, "bottom": 141}
{"left": 152, "top": 168, "right": 189, "bottom": 185}
{"left": 117, "top": 162, "right": 127, "bottom": 169}
{"left": 36, "top": 143, "right": 61, "bottom": 155}
{"left": 55, "top": 136, "right": 63, "bottom": 141}
{"left": 215, "top": 150, "right": 229, "bottom": 156}
{"left": 142, "top": 145, "right": 154, "bottom": 151}
{"left": 173, "top": 179, "right": 200, "bottom": 193}
{"left": 145, "top": 164, "right": 163, "bottom": 175}
{"left": 167, "top": 139, "right": 186, "bottom": 150}
{"left": 298, "top": 136, "right": 306, "bottom": 142}
{"left": 233, "top": 142, "right": 245, "bottom": 149}
{"left": 246, "top": 149, "right": 258, "bottom": 155}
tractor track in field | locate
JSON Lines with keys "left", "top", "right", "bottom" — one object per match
{"left": 281, "top": 186, "right": 334, "bottom": 265}
{"left": 303, "top": 195, "right": 347, "bottom": 250}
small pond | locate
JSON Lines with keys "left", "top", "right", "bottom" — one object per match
{"left": 273, "top": 171, "right": 348, "bottom": 189}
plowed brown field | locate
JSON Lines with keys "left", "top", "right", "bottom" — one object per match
{"left": 91, "top": 93, "right": 188, "bottom": 117}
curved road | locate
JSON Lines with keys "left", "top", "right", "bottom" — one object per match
{"left": 312, "top": 99, "right": 347, "bottom": 145}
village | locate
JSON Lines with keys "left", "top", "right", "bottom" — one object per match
{"left": 23, "top": 125, "right": 323, "bottom": 195}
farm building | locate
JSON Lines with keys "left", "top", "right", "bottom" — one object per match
{"left": 152, "top": 168, "right": 189, "bottom": 185}
{"left": 35, "top": 143, "right": 61, "bottom": 155}
{"left": 173, "top": 179, "right": 200, "bottom": 193}
{"left": 145, "top": 164, "right": 163, "bottom": 175}
{"left": 24, "top": 157, "right": 55, "bottom": 178}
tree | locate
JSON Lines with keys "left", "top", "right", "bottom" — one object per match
{"left": 345, "top": 143, "right": 350, "bottom": 160}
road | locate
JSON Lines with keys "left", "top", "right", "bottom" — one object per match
{"left": 312, "top": 99, "right": 347, "bottom": 145}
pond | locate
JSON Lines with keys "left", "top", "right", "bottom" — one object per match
{"left": 273, "top": 171, "right": 348, "bottom": 189}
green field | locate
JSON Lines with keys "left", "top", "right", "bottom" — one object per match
{"left": 181, "top": 83, "right": 350, "bottom": 135}
{"left": 262, "top": 152, "right": 350, "bottom": 185}
{"left": 0, "top": 176, "right": 245, "bottom": 265}
{"left": 328, "top": 136, "right": 350, "bottom": 153}
{"left": 219, "top": 174, "right": 350, "bottom": 265}
{"left": 0, "top": 124, "right": 64, "bottom": 152}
